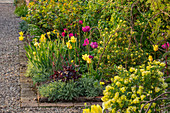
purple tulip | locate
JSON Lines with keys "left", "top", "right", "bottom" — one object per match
{"left": 74, "top": 33, "right": 78, "bottom": 37}
{"left": 89, "top": 55, "right": 94, "bottom": 59}
{"left": 82, "top": 26, "right": 91, "bottom": 32}
{"left": 90, "top": 42, "right": 98, "bottom": 48}
{"left": 162, "top": 42, "right": 169, "bottom": 49}
{"left": 83, "top": 38, "right": 89, "bottom": 46}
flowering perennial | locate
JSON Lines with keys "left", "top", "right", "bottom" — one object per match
{"left": 19, "top": 31, "right": 24, "bottom": 41}
{"left": 162, "top": 42, "right": 169, "bottom": 49}
{"left": 90, "top": 42, "right": 98, "bottom": 48}
{"left": 82, "top": 26, "right": 91, "bottom": 32}
{"left": 83, "top": 38, "right": 89, "bottom": 46}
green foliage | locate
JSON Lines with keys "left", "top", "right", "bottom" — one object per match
{"left": 27, "top": 24, "right": 42, "bottom": 36}
{"left": 25, "top": 38, "right": 66, "bottom": 83}
{"left": 76, "top": 77, "right": 103, "bottom": 97}
{"left": 39, "top": 80, "right": 79, "bottom": 101}
{"left": 162, "top": 47, "right": 170, "bottom": 77}
{"left": 25, "top": 61, "right": 34, "bottom": 77}
{"left": 39, "top": 77, "right": 103, "bottom": 101}
{"left": 25, "top": 60, "right": 50, "bottom": 84}
{"left": 19, "top": 20, "right": 28, "bottom": 33}
{"left": 24, "top": 0, "right": 87, "bottom": 32}
{"left": 14, "top": 5, "right": 28, "bottom": 17}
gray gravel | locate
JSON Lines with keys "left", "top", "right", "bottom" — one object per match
{"left": 0, "top": 0, "right": 13, "bottom": 3}
{"left": 0, "top": 4, "right": 82, "bottom": 113}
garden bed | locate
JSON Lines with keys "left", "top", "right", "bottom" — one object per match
{"left": 17, "top": 0, "right": 169, "bottom": 112}
{"left": 19, "top": 42, "right": 102, "bottom": 108}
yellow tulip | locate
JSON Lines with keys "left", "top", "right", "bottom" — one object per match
{"left": 153, "top": 45, "right": 158, "bottom": 51}
{"left": 33, "top": 52, "right": 36, "bottom": 56}
{"left": 40, "top": 34, "right": 46, "bottom": 42}
{"left": 34, "top": 42, "right": 39, "bottom": 47}
{"left": 66, "top": 42, "right": 72, "bottom": 49}
{"left": 148, "top": 55, "right": 153, "bottom": 62}
{"left": 82, "top": 54, "right": 89, "bottom": 61}
{"left": 19, "top": 31, "right": 23, "bottom": 36}
{"left": 86, "top": 58, "right": 92, "bottom": 64}
{"left": 70, "top": 36, "right": 76, "bottom": 43}
{"left": 19, "top": 36, "right": 24, "bottom": 41}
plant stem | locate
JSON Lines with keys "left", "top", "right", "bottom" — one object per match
{"left": 164, "top": 37, "right": 169, "bottom": 76}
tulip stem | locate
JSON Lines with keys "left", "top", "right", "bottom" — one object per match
{"left": 74, "top": 42, "right": 77, "bottom": 64}
{"left": 164, "top": 37, "right": 169, "bottom": 76}
{"left": 78, "top": 25, "right": 81, "bottom": 48}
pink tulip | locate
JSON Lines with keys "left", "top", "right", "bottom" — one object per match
{"left": 62, "top": 32, "right": 66, "bottom": 37}
{"left": 162, "top": 42, "right": 169, "bottom": 49}
{"left": 83, "top": 38, "right": 89, "bottom": 46}
{"left": 82, "top": 26, "right": 91, "bottom": 32}
{"left": 79, "top": 20, "right": 83, "bottom": 25}
{"left": 90, "top": 42, "right": 98, "bottom": 48}
{"left": 69, "top": 33, "right": 74, "bottom": 38}
{"left": 64, "top": 28, "right": 67, "bottom": 32}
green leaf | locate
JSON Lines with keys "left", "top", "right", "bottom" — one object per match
{"left": 163, "top": 51, "right": 170, "bottom": 58}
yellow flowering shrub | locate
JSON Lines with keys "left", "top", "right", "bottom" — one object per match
{"left": 100, "top": 61, "right": 167, "bottom": 112}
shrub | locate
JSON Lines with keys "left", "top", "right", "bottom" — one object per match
{"left": 14, "top": 5, "right": 28, "bottom": 17}
{"left": 23, "top": 0, "right": 87, "bottom": 32}
{"left": 100, "top": 61, "right": 168, "bottom": 112}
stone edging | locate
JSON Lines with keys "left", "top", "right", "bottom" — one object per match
{"left": 19, "top": 43, "right": 102, "bottom": 108}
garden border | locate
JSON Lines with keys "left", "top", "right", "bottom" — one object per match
{"left": 19, "top": 42, "right": 102, "bottom": 108}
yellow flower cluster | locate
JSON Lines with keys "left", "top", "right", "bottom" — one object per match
{"left": 19, "top": 31, "right": 24, "bottom": 41}
{"left": 99, "top": 41, "right": 149, "bottom": 72}
{"left": 82, "top": 54, "right": 92, "bottom": 64}
{"left": 100, "top": 61, "right": 167, "bottom": 112}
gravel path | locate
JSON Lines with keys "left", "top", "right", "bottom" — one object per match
{"left": 0, "top": 4, "right": 81, "bottom": 113}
